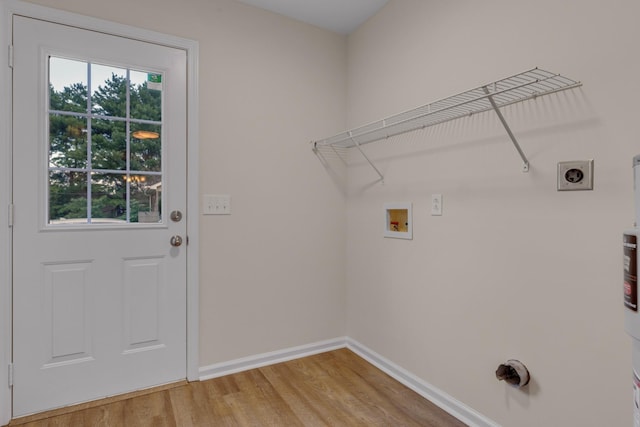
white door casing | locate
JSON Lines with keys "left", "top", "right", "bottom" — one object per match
{"left": 0, "top": 1, "right": 198, "bottom": 422}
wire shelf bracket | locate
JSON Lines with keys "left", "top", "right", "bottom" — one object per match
{"left": 482, "top": 85, "right": 530, "bottom": 172}
{"left": 311, "top": 68, "right": 582, "bottom": 179}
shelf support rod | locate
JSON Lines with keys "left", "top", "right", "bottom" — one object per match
{"left": 350, "top": 133, "right": 384, "bottom": 183}
{"left": 482, "top": 86, "right": 530, "bottom": 172}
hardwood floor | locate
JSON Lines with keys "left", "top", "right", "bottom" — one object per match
{"left": 9, "top": 349, "right": 467, "bottom": 426}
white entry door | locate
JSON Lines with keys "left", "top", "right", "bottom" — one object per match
{"left": 12, "top": 16, "right": 187, "bottom": 416}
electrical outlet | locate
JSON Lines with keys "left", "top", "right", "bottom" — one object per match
{"left": 557, "top": 160, "right": 594, "bottom": 191}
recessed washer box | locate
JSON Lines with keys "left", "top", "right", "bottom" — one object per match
{"left": 557, "top": 160, "right": 594, "bottom": 191}
{"left": 384, "top": 202, "right": 412, "bottom": 240}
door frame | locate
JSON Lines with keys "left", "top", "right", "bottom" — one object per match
{"left": 0, "top": 1, "right": 200, "bottom": 422}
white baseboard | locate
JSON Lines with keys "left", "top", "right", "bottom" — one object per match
{"left": 198, "top": 336, "right": 498, "bottom": 427}
{"left": 199, "top": 337, "right": 348, "bottom": 380}
{"left": 346, "top": 338, "right": 500, "bottom": 427}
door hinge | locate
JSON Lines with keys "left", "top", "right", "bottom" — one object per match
{"left": 8, "top": 45, "right": 13, "bottom": 69}
{"left": 8, "top": 363, "right": 13, "bottom": 387}
{"left": 8, "top": 203, "right": 13, "bottom": 228}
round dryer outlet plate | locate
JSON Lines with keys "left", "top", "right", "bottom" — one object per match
{"left": 557, "top": 160, "right": 594, "bottom": 191}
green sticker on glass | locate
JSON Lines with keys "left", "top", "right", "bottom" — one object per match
{"left": 147, "top": 73, "right": 162, "bottom": 91}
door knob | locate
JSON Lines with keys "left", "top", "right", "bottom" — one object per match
{"left": 170, "top": 235, "right": 183, "bottom": 247}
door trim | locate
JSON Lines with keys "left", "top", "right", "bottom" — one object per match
{"left": 0, "top": 1, "right": 200, "bottom": 422}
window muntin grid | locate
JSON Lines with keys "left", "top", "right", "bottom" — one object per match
{"left": 47, "top": 56, "right": 163, "bottom": 225}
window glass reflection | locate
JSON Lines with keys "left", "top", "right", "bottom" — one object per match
{"left": 49, "top": 114, "right": 87, "bottom": 169}
{"left": 47, "top": 57, "right": 163, "bottom": 226}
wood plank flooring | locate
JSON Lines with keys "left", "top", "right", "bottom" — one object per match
{"left": 9, "top": 349, "right": 467, "bottom": 427}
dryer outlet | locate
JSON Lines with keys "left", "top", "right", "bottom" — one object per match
{"left": 557, "top": 160, "right": 594, "bottom": 191}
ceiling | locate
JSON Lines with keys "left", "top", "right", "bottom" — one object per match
{"left": 235, "top": 0, "right": 389, "bottom": 35}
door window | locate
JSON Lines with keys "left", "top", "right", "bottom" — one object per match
{"left": 48, "top": 56, "right": 163, "bottom": 225}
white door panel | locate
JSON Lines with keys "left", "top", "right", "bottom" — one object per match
{"left": 12, "top": 16, "right": 187, "bottom": 416}
{"left": 44, "top": 261, "right": 93, "bottom": 364}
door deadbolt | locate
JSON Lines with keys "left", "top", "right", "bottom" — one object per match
{"left": 170, "top": 235, "right": 183, "bottom": 247}
{"left": 170, "top": 210, "right": 183, "bottom": 222}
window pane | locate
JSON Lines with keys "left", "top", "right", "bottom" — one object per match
{"left": 49, "top": 114, "right": 88, "bottom": 169}
{"left": 91, "top": 64, "right": 127, "bottom": 117}
{"left": 130, "top": 70, "right": 162, "bottom": 121}
{"left": 131, "top": 124, "right": 162, "bottom": 172}
{"left": 92, "top": 119, "right": 126, "bottom": 170}
{"left": 91, "top": 173, "right": 127, "bottom": 222}
{"left": 130, "top": 175, "right": 162, "bottom": 223}
{"left": 46, "top": 60, "right": 166, "bottom": 228}
{"left": 49, "top": 171, "right": 88, "bottom": 224}
{"left": 49, "top": 57, "right": 88, "bottom": 113}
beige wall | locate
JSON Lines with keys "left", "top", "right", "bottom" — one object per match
{"left": 346, "top": 0, "right": 637, "bottom": 426}
{"left": 25, "top": 0, "right": 348, "bottom": 365}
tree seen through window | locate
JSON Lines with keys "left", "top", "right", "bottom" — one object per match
{"left": 48, "top": 58, "right": 162, "bottom": 224}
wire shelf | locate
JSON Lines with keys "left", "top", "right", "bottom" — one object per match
{"left": 312, "top": 68, "right": 581, "bottom": 150}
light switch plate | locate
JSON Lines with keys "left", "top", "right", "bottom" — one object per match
{"left": 203, "top": 194, "right": 231, "bottom": 215}
{"left": 557, "top": 160, "right": 594, "bottom": 191}
{"left": 431, "top": 194, "right": 443, "bottom": 216}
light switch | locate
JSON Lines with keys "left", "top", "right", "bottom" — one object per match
{"left": 431, "top": 194, "right": 442, "bottom": 216}
{"left": 203, "top": 194, "right": 231, "bottom": 215}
